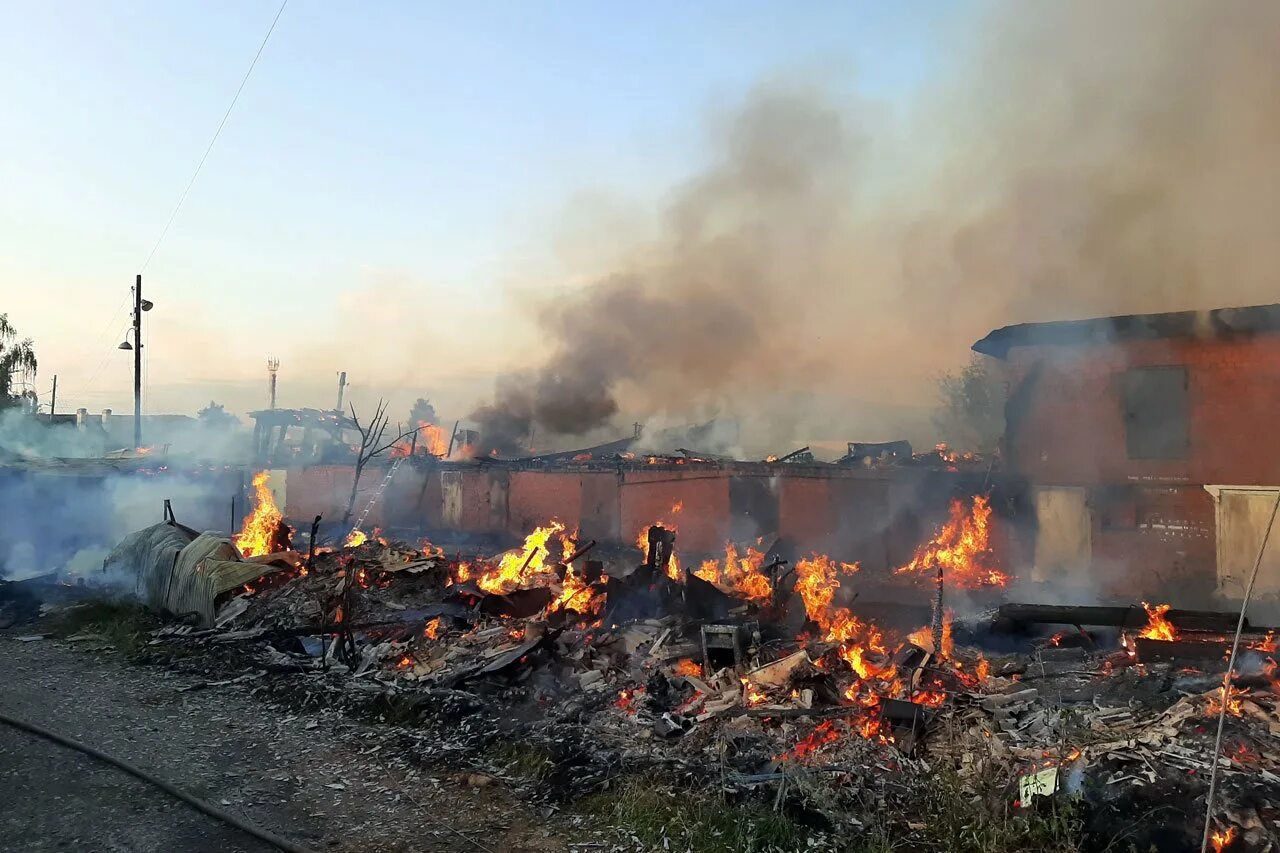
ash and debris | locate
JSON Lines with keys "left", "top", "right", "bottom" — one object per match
{"left": 82, "top": 519, "right": 1280, "bottom": 853}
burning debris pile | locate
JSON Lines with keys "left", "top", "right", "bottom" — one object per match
{"left": 85, "top": 487, "right": 1280, "bottom": 850}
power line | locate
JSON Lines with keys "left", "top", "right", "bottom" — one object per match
{"left": 138, "top": 0, "right": 288, "bottom": 273}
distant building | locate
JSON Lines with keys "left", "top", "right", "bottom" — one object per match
{"left": 247, "top": 408, "right": 360, "bottom": 467}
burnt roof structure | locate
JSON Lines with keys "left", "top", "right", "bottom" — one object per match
{"left": 972, "top": 302, "right": 1280, "bottom": 360}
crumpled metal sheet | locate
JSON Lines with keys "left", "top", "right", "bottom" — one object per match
{"left": 104, "top": 524, "right": 285, "bottom": 627}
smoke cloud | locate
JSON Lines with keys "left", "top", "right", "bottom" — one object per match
{"left": 473, "top": 0, "right": 1280, "bottom": 454}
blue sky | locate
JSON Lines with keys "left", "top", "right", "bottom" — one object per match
{"left": 0, "top": 1, "right": 954, "bottom": 416}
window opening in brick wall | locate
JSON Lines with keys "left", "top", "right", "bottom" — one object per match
{"left": 1122, "top": 367, "right": 1189, "bottom": 460}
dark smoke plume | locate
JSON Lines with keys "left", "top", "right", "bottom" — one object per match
{"left": 474, "top": 0, "right": 1280, "bottom": 454}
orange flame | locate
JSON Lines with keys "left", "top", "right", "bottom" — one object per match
{"left": 615, "top": 687, "right": 643, "bottom": 714}
{"left": 1206, "top": 683, "right": 1244, "bottom": 718}
{"left": 894, "top": 495, "right": 1008, "bottom": 588}
{"left": 1138, "top": 602, "right": 1178, "bottom": 641}
{"left": 1250, "top": 630, "right": 1276, "bottom": 653}
{"left": 1211, "top": 826, "right": 1237, "bottom": 852}
{"left": 475, "top": 521, "right": 565, "bottom": 594}
{"left": 344, "top": 529, "right": 368, "bottom": 548}
{"left": 741, "top": 677, "right": 768, "bottom": 706}
{"left": 232, "top": 471, "right": 283, "bottom": 558}
{"left": 423, "top": 617, "right": 444, "bottom": 640}
{"left": 793, "top": 554, "right": 860, "bottom": 624}
{"left": 776, "top": 720, "right": 843, "bottom": 763}
{"left": 672, "top": 658, "right": 703, "bottom": 678}
{"left": 634, "top": 503, "right": 683, "bottom": 580}
{"left": 694, "top": 542, "right": 774, "bottom": 602}
{"left": 391, "top": 421, "right": 449, "bottom": 458}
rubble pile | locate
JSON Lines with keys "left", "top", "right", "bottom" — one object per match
{"left": 130, "top": 507, "right": 1280, "bottom": 850}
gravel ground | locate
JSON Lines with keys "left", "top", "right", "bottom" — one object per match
{"left": 0, "top": 633, "right": 589, "bottom": 853}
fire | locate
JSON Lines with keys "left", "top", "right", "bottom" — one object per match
{"left": 634, "top": 503, "right": 683, "bottom": 580}
{"left": 233, "top": 471, "right": 284, "bottom": 558}
{"left": 894, "top": 495, "right": 1008, "bottom": 588}
{"left": 344, "top": 529, "right": 368, "bottom": 548}
{"left": 912, "top": 690, "right": 947, "bottom": 708}
{"left": 615, "top": 687, "right": 643, "bottom": 714}
{"left": 905, "top": 611, "right": 955, "bottom": 658}
{"left": 551, "top": 560, "right": 606, "bottom": 615}
{"left": 1138, "top": 602, "right": 1178, "bottom": 641}
{"left": 694, "top": 543, "right": 773, "bottom": 602}
{"left": 474, "top": 521, "right": 566, "bottom": 595}
{"left": 777, "top": 720, "right": 842, "bottom": 763}
{"left": 741, "top": 677, "right": 768, "bottom": 706}
{"left": 390, "top": 421, "right": 449, "bottom": 458}
{"left": 672, "top": 658, "right": 702, "bottom": 678}
{"left": 1211, "top": 826, "right": 1237, "bottom": 852}
{"left": 1206, "top": 683, "right": 1244, "bottom": 718}
{"left": 423, "top": 617, "right": 444, "bottom": 640}
{"left": 1251, "top": 630, "right": 1276, "bottom": 653}
{"left": 794, "top": 554, "right": 860, "bottom": 624}
{"left": 451, "top": 520, "right": 603, "bottom": 615}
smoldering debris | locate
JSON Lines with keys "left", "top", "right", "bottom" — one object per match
{"left": 61, "top": 518, "right": 1280, "bottom": 850}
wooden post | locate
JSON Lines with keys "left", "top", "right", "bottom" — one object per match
{"left": 48, "top": 374, "right": 57, "bottom": 420}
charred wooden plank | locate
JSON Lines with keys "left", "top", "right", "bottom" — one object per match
{"left": 997, "top": 603, "right": 1261, "bottom": 633}
{"left": 1133, "top": 637, "right": 1231, "bottom": 664}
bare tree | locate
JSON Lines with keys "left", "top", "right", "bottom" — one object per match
{"left": 342, "top": 399, "right": 418, "bottom": 526}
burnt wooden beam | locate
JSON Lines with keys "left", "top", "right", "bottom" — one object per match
{"left": 997, "top": 603, "right": 1265, "bottom": 634}
{"left": 1133, "top": 637, "right": 1231, "bottom": 664}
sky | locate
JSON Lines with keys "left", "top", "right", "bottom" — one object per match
{"left": 0, "top": 1, "right": 954, "bottom": 422}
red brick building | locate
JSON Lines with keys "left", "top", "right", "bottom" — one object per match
{"left": 973, "top": 303, "right": 1280, "bottom": 606}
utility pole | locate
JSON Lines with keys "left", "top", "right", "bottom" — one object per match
{"left": 49, "top": 375, "right": 57, "bottom": 421}
{"left": 267, "top": 357, "right": 280, "bottom": 409}
{"left": 133, "top": 274, "right": 143, "bottom": 448}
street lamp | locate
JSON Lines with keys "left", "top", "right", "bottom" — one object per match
{"left": 117, "top": 275, "right": 154, "bottom": 448}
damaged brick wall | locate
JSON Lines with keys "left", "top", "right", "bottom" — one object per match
{"left": 620, "top": 470, "right": 730, "bottom": 553}
{"left": 1006, "top": 335, "right": 1280, "bottom": 485}
{"left": 1003, "top": 334, "right": 1280, "bottom": 596}
{"left": 778, "top": 472, "right": 893, "bottom": 570}
{"left": 508, "top": 471, "right": 584, "bottom": 536}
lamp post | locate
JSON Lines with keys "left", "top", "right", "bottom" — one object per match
{"left": 117, "top": 274, "right": 154, "bottom": 448}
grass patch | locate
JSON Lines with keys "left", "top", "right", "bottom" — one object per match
{"left": 49, "top": 599, "right": 156, "bottom": 657}
{"left": 578, "top": 779, "right": 805, "bottom": 853}
{"left": 872, "top": 770, "right": 1084, "bottom": 853}
{"left": 487, "top": 742, "right": 556, "bottom": 783}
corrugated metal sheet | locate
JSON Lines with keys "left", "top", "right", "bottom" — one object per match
{"left": 105, "top": 523, "right": 285, "bottom": 626}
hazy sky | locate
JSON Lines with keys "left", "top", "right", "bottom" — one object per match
{"left": 0, "top": 1, "right": 953, "bottom": 420}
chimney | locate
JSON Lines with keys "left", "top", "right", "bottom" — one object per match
{"left": 101, "top": 408, "right": 112, "bottom": 427}
{"left": 76, "top": 408, "right": 89, "bottom": 429}
{"left": 267, "top": 357, "right": 280, "bottom": 409}
{"left": 335, "top": 371, "right": 347, "bottom": 412}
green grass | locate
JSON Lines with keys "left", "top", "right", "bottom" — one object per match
{"left": 488, "top": 742, "right": 556, "bottom": 784}
{"left": 867, "top": 770, "right": 1084, "bottom": 853}
{"left": 49, "top": 599, "right": 156, "bottom": 658}
{"left": 578, "top": 779, "right": 805, "bottom": 853}
{"left": 572, "top": 766, "right": 1083, "bottom": 853}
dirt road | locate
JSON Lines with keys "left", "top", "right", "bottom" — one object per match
{"left": 0, "top": 634, "right": 587, "bottom": 852}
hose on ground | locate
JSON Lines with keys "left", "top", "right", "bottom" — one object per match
{"left": 0, "top": 710, "right": 317, "bottom": 853}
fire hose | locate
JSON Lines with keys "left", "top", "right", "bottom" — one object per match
{"left": 0, "top": 710, "right": 317, "bottom": 853}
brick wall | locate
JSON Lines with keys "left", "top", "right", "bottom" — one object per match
{"left": 1002, "top": 333, "right": 1280, "bottom": 597}
{"left": 508, "top": 472, "right": 585, "bottom": 535}
{"left": 1007, "top": 335, "right": 1280, "bottom": 486}
{"left": 1089, "top": 483, "right": 1216, "bottom": 601}
{"left": 619, "top": 470, "right": 730, "bottom": 554}
{"left": 778, "top": 473, "right": 893, "bottom": 568}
